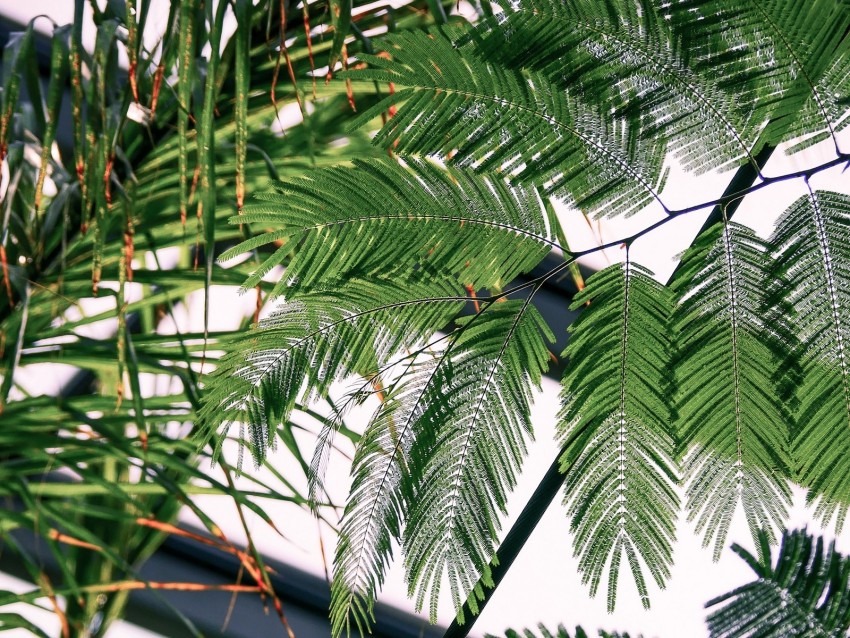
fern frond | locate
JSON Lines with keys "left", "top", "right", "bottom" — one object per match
{"left": 559, "top": 262, "right": 678, "bottom": 611}
{"left": 673, "top": 221, "right": 792, "bottom": 559}
{"left": 485, "top": 624, "right": 640, "bottom": 638}
{"left": 706, "top": 527, "right": 850, "bottom": 637}
{"left": 331, "top": 299, "right": 553, "bottom": 633}
{"left": 465, "top": 0, "right": 763, "bottom": 175}
{"left": 668, "top": 0, "right": 850, "bottom": 153}
{"left": 403, "top": 299, "right": 554, "bottom": 623}
{"left": 197, "top": 277, "right": 466, "bottom": 465}
{"left": 771, "top": 190, "right": 850, "bottom": 528}
{"left": 348, "top": 29, "right": 665, "bottom": 217}
{"left": 330, "top": 355, "right": 437, "bottom": 637}
{"left": 222, "top": 157, "right": 555, "bottom": 296}
{"left": 201, "top": 155, "right": 557, "bottom": 463}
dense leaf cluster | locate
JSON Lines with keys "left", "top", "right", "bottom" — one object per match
{"left": 201, "top": 0, "right": 850, "bottom": 634}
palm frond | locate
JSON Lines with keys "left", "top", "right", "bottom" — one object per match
{"left": 347, "top": 28, "right": 666, "bottom": 217}
{"left": 672, "top": 221, "right": 792, "bottom": 559}
{"left": 771, "top": 189, "right": 850, "bottom": 528}
{"left": 559, "top": 262, "right": 678, "bottom": 611}
{"left": 221, "top": 157, "right": 556, "bottom": 297}
{"left": 706, "top": 527, "right": 850, "bottom": 637}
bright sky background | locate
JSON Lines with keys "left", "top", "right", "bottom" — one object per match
{"left": 4, "top": 1, "right": 850, "bottom": 637}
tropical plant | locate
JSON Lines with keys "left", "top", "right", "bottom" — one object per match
{"left": 0, "top": 0, "right": 444, "bottom": 636}
{"left": 706, "top": 527, "right": 850, "bottom": 637}
{"left": 3, "top": 0, "right": 850, "bottom": 637}
{"left": 194, "top": 0, "right": 850, "bottom": 635}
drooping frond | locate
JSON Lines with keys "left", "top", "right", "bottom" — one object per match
{"left": 330, "top": 299, "right": 553, "bottom": 634}
{"left": 403, "top": 300, "right": 554, "bottom": 623}
{"left": 221, "top": 157, "right": 555, "bottom": 296}
{"left": 706, "top": 528, "right": 850, "bottom": 637}
{"left": 771, "top": 190, "right": 850, "bottom": 528}
{"left": 667, "top": 0, "right": 850, "bottom": 153}
{"left": 672, "top": 221, "right": 792, "bottom": 559}
{"left": 197, "top": 277, "right": 466, "bottom": 465}
{"left": 485, "top": 624, "right": 640, "bottom": 638}
{"left": 348, "top": 28, "right": 666, "bottom": 217}
{"left": 465, "top": 0, "right": 763, "bottom": 175}
{"left": 559, "top": 262, "right": 678, "bottom": 611}
{"left": 329, "top": 356, "right": 436, "bottom": 637}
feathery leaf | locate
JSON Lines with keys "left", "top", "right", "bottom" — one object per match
{"left": 559, "top": 262, "right": 678, "bottom": 611}
{"left": 347, "top": 28, "right": 666, "bottom": 217}
{"left": 403, "top": 300, "right": 554, "bottom": 623}
{"left": 771, "top": 189, "right": 850, "bottom": 528}
{"left": 667, "top": 0, "right": 850, "bottom": 154}
{"left": 222, "top": 157, "right": 556, "bottom": 297}
{"left": 673, "top": 221, "right": 792, "bottom": 559}
{"left": 465, "top": 0, "right": 764, "bottom": 175}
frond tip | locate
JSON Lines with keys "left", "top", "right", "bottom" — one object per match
{"left": 706, "top": 527, "right": 850, "bottom": 637}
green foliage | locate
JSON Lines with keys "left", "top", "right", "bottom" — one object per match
{"left": 220, "top": 157, "right": 555, "bottom": 297}
{"left": 559, "top": 263, "right": 678, "bottom": 610}
{"left": 466, "top": 0, "right": 763, "bottom": 176}
{"left": 331, "top": 300, "right": 553, "bottom": 633}
{"left": 0, "top": 1, "right": 441, "bottom": 636}
{"left": 667, "top": 0, "right": 850, "bottom": 153}
{"left": 706, "top": 528, "right": 850, "bottom": 637}
{"left": 5, "top": 0, "right": 850, "bottom": 636}
{"left": 486, "top": 528, "right": 850, "bottom": 638}
{"left": 771, "top": 191, "right": 850, "bottom": 528}
{"left": 672, "top": 221, "right": 793, "bottom": 559}
{"left": 348, "top": 28, "right": 666, "bottom": 218}
{"left": 201, "top": 0, "right": 850, "bottom": 634}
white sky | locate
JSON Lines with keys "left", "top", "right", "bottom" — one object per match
{"left": 4, "top": 1, "right": 850, "bottom": 636}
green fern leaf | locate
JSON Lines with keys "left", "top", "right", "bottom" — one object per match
{"left": 329, "top": 356, "right": 434, "bottom": 637}
{"left": 331, "top": 299, "right": 553, "bottom": 633}
{"left": 201, "top": 157, "right": 557, "bottom": 464}
{"left": 706, "top": 527, "right": 850, "bottom": 637}
{"left": 221, "top": 157, "right": 555, "bottom": 297}
{"left": 559, "top": 262, "right": 678, "bottom": 611}
{"left": 403, "top": 300, "right": 554, "bottom": 623}
{"left": 198, "top": 278, "right": 466, "bottom": 465}
{"left": 673, "top": 221, "right": 792, "bottom": 559}
{"left": 771, "top": 190, "right": 850, "bottom": 528}
{"left": 347, "top": 28, "right": 665, "bottom": 217}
